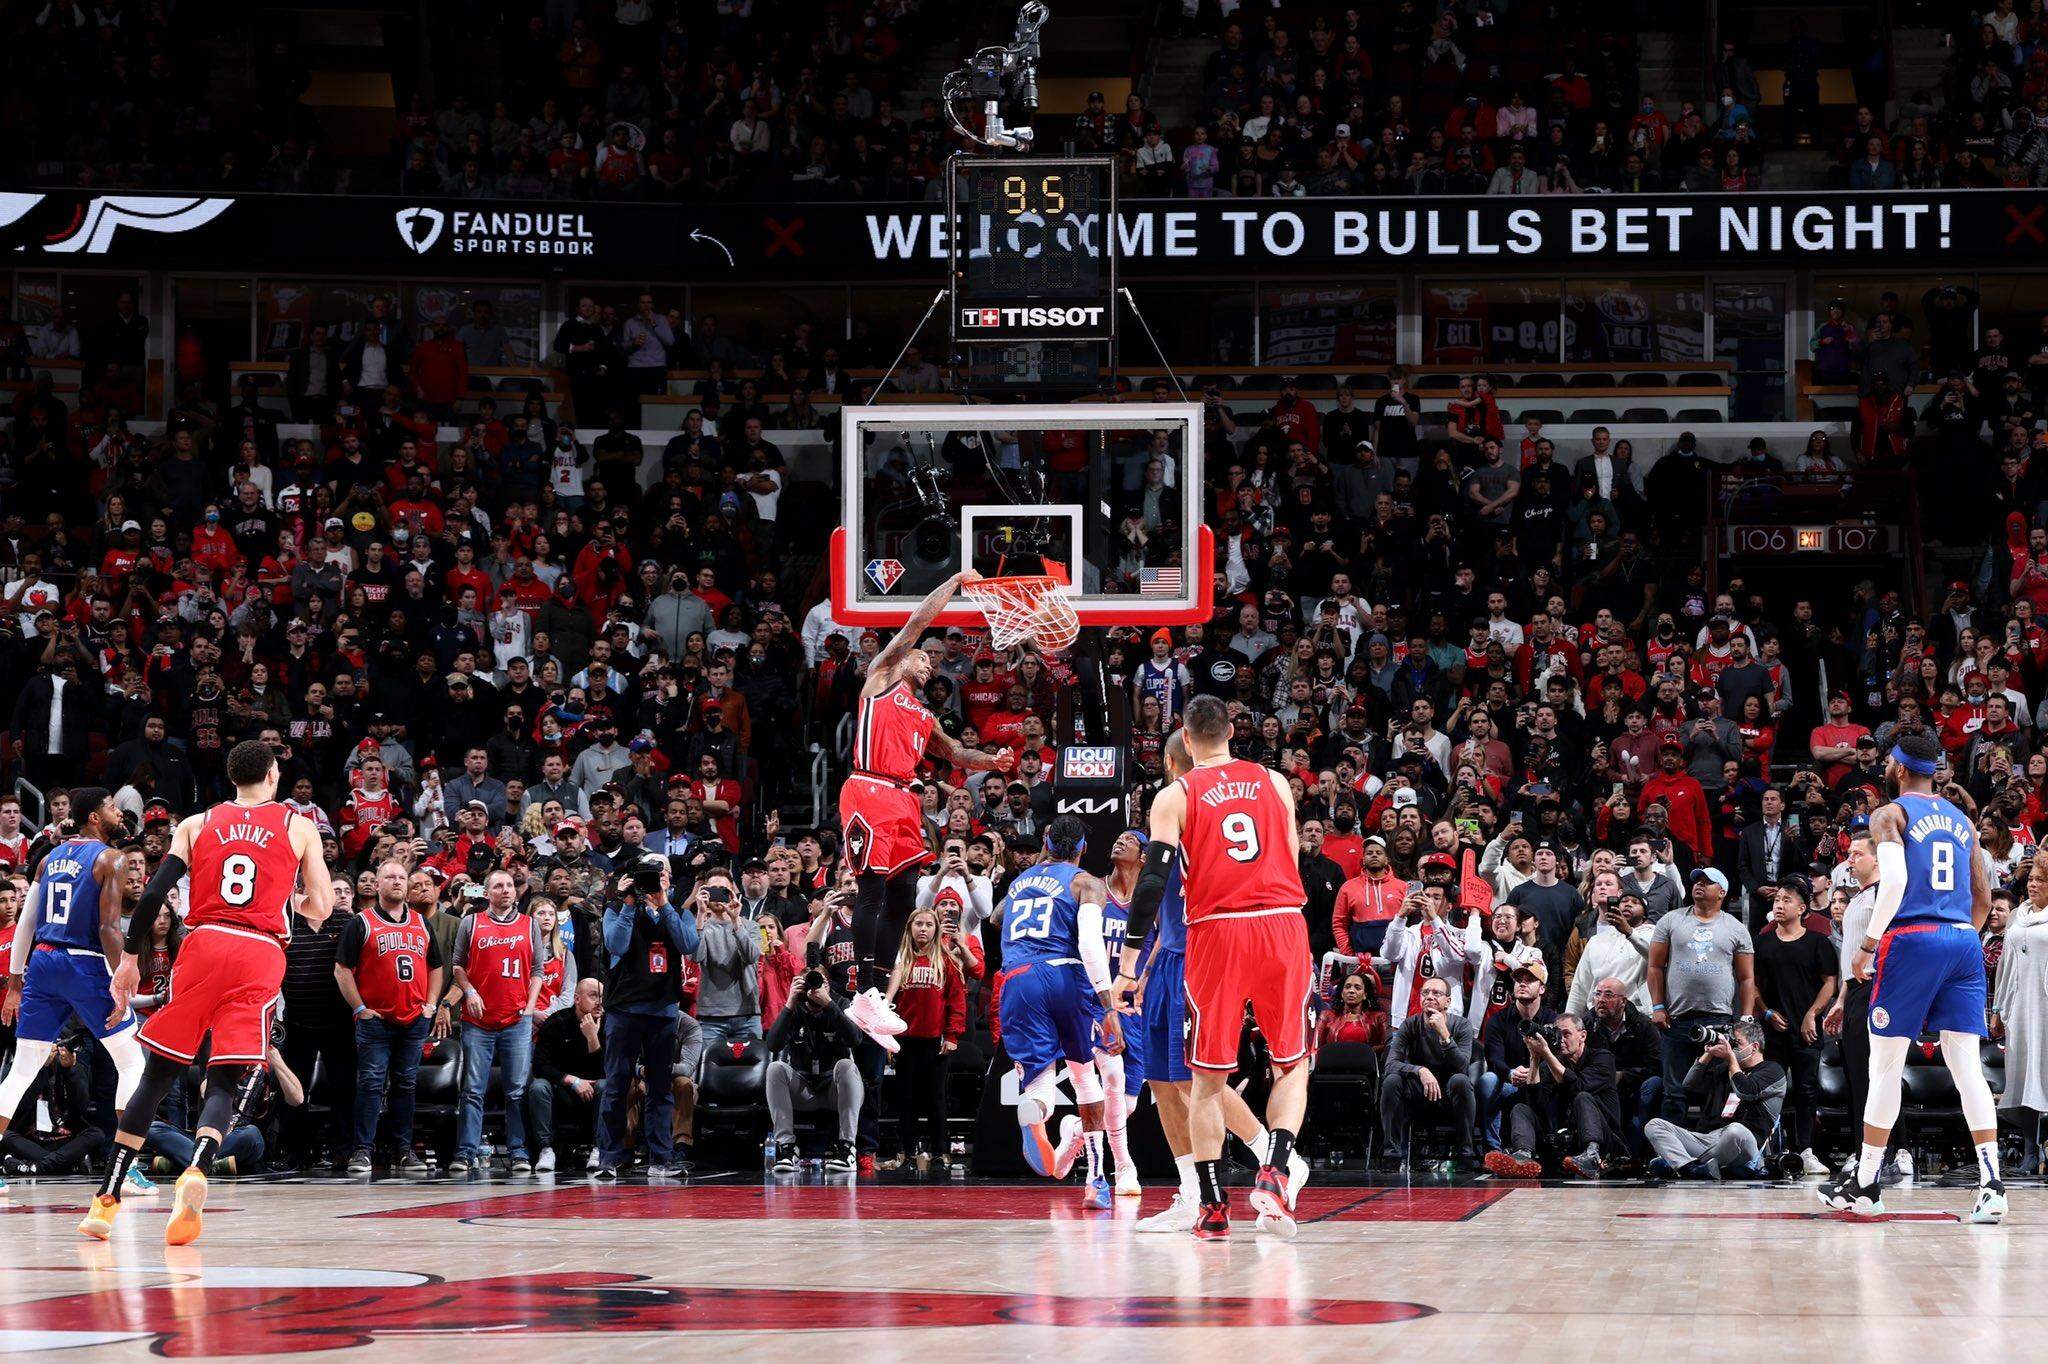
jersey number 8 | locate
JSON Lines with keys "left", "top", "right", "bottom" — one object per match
{"left": 220, "top": 853, "right": 258, "bottom": 906}
{"left": 1221, "top": 812, "right": 1262, "bottom": 862}
{"left": 1930, "top": 841, "right": 1954, "bottom": 892}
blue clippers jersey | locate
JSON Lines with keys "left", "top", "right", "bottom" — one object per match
{"left": 1109, "top": 864, "right": 1187, "bottom": 960}
{"left": 1001, "top": 861, "right": 1086, "bottom": 968}
{"left": 34, "top": 838, "right": 110, "bottom": 950}
{"left": 1895, "top": 792, "right": 1975, "bottom": 926}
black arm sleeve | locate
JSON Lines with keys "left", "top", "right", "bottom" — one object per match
{"left": 1121, "top": 840, "right": 1179, "bottom": 951}
{"left": 125, "top": 854, "right": 187, "bottom": 956}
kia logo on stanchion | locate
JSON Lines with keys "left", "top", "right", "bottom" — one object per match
{"left": 395, "top": 207, "right": 446, "bottom": 254}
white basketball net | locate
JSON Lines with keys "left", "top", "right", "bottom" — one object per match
{"left": 961, "top": 575, "right": 1080, "bottom": 654}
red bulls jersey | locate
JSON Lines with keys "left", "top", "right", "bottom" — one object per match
{"left": 465, "top": 911, "right": 536, "bottom": 1028}
{"left": 1176, "top": 760, "right": 1307, "bottom": 922}
{"left": 355, "top": 908, "right": 432, "bottom": 1023}
{"left": 188, "top": 800, "right": 301, "bottom": 943}
{"left": 853, "top": 680, "right": 935, "bottom": 782}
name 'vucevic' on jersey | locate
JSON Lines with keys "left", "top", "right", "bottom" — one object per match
{"left": 1896, "top": 791, "right": 1976, "bottom": 926}
{"left": 1001, "top": 862, "right": 1086, "bottom": 969}
{"left": 34, "top": 838, "right": 109, "bottom": 950}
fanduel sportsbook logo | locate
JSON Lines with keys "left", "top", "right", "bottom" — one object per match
{"left": 395, "top": 207, "right": 444, "bottom": 254}
{"left": 959, "top": 305, "right": 1105, "bottom": 329}
{"left": 394, "top": 207, "right": 596, "bottom": 257}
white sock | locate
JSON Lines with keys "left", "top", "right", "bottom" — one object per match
{"left": 1175, "top": 1153, "right": 1198, "bottom": 1201}
{"left": 1246, "top": 1126, "right": 1272, "bottom": 1164}
{"left": 1856, "top": 1142, "right": 1886, "bottom": 1187}
{"left": 1084, "top": 1130, "right": 1104, "bottom": 1182}
{"left": 1106, "top": 1112, "right": 1133, "bottom": 1179}
{"left": 1977, "top": 1140, "right": 2003, "bottom": 1187}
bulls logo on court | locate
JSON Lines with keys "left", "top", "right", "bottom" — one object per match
{"left": 0, "top": 1267, "right": 1433, "bottom": 1353}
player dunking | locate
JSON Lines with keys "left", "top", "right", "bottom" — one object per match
{"left": 995, "top": 815, "right": 1123, "bottom": 1208}
{"left": 1113, "top": 730, "right": 1308, "bottom": 1233}
{"left": 0, "top": 790, "right": 150, "bottom": 1197}
{"left": 1116, "top": 696, "right": 1314, "bottom": 1240}
{"left": 1817, "top": 729, "right": 2005, "bottom": 1223}
{"left": 838, "top": 571, "right": 1011, "bottom": 1042}
{"left": 80, "top": 739, "right": 334, "bottom": 1244}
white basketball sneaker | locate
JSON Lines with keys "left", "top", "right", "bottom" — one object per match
{"left": 846, "top": 989, "right": 908, "bottom": 1041}
{"left": 1137, "top": 1192, "right": 1199, "bottom": 1233}
{"left": 1052, "top": 1116, "right": 1085, "bottom": 1180}
{"left": 1968, "top": 1184, "right": 2008, "bottom": 1225}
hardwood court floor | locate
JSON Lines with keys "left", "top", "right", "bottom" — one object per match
{"left": 0, "top": 1173, "right": 2039, "bottom": 1361}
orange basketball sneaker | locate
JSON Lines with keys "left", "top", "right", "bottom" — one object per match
{"left": 77, "top": 1194, "right": 120, "bottom": 1240}
{"left": 165, "top": 1168, "right": 208, "bottom": 1246}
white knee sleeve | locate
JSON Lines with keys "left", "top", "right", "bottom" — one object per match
{"left": 0, "top": 1039, "right": 56, "bottom": 1120}
{"left": 1941, "top": 1031, "right": 2000, "bottom": 1132}
{"left": 1863, "top": 1033, "right": 1910, "bottom": 1131}
{"left": 102, "top": 1026, "right": 147, "bottom": 1113}
{"left": 1017, "top": 1066, "right": 1065, "bottom": 1127}
{"left": 1091, "top": 1050, "right": 1124, "bottom": 1119}
{"left": 1066, "top": 1059, "right": 1105, "bottom": 1106}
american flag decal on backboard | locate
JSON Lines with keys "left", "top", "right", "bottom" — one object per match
{"left": 1138, "top": 567, "right": 1183, "bottom": 596}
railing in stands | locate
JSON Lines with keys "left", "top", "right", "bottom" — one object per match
{"left": 14, "top": 777, "right": 44, "bottom": 829}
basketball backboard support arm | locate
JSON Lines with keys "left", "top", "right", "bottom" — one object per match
{"left": 829, "top": 402, "right": 1213, "bottom": 633}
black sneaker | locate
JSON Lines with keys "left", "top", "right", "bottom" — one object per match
{"left": 1817, "top": 1170, "right": 1883, "bottom": 1216}
{"left": 770, "top": 1141, "right": 799, "bottom": 1175}
{"left": 824, "top": 1141, "right": 855, "bottom": 1173}
{"left": 593, "top": 1164, "right": 619, "bottom": 1181}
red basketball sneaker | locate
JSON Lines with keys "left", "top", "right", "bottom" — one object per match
{"left": 1249, "top": 1164, "right": 1297, "bottom": 1239}
{"left": 1192, "top": 1200, "right": 1230, "bottom": 1241}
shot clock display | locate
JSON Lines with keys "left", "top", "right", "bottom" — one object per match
{"left": 950, "top": 155, "right": 1115, "bottom": 362}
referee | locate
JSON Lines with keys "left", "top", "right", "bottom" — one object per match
{"left": 1823, "top": 829, "right": 1902, "bottom": 1180}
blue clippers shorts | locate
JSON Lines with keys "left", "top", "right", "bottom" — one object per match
{"left": 18, "top": 947, "right": 135, "bottom": 1043}
{"left": 1868, "top": 921, "right": 1987, "bottom": 1039}
{"left": 1138, "top": 947, "right": 1192, "bottom": 1084}
{"left": 997, "top": 960, "right": 1103, "bottom": 1089}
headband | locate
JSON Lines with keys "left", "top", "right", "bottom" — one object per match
{"left": 1889, "top": 744, "right": 1937, "bottom": 776}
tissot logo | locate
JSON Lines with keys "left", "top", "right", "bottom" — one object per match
{"left": 959, "top": 305, "right": 1105, "bottom": 329}
{"left": 394, "top": 207, "right": 596, "bottom": 256}
{"left": 395, "top": 207, "right": 444, "bottom": 254}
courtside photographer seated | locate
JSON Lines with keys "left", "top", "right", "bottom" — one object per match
{"left": 1644, "top": 1019, "right": 1787, "bottom": 1180}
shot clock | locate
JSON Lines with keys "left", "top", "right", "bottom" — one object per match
{"left": 949, "top": 155, "right": 1116, "bottom": 377}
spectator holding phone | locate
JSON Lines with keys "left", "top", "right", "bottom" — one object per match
{"left": 692, "top": 867, "right": 761, "bottom": 1051}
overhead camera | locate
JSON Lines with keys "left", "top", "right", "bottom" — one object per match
{"left": 943, "top": 2, "right": 1048, "bottom": 150}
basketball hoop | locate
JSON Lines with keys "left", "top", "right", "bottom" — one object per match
{"left": 962, "top": 573, "right": 1080, "bottom": 655}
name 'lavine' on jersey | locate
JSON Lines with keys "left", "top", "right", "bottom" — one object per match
{"left": 1896, "top": 790, "right": 1976, "bottom": 927}
{"left": 1176, "top": 760, "right": 1306, "bottom": 923}
{"left": 188, "top": 800, "right": 301, "bottom": 942}
{"left": 853, "top": 681, "right": 935, "bottom": 783}
{"left": 1001, "top": 862, "right": 1086, "bottom": 969}
{"left": 33, "top": 839, "right": 109, "bottom": 951}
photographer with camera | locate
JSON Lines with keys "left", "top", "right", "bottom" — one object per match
{"left": 1646, "top": 867, "right": 1758, "bottom": 1121}
{"left": 1478, "top": 960, "right": 1558, "bottom": 1151}
{"left": 1485, "top": 1012, "right": 1619, "bottom": 1178}
{"left": 764, "top": 966, "right": 866, "bottom": 1174}
{"left": 1643, "top": 1019, "right": 1787, "bottom": 1179}
{"left": 593, "top": 853, "right": 699, "bottom": 1179}
{"left": 692, "top": 866, "right": 761, "bottom": 1050}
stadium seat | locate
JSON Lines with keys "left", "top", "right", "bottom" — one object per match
{"left": 697, "top": 1038, "right": 770, "bottom": 1148}
{"left": 1567, "top": 408, "right": 1618, "bottom": 424}
{"left": 1566, "top": 373, "right": 1617, "bottom": 388}
{"left": 1620, "top": 372, "right": 1669, "bottom": 388}
{"left": 1620, "top": 407, "right": 1670, "bottom": 423}
{"left": 1514, "top": 408, "right": 1565, "bottom": 424}
{"left": 1413, "top": 373, "right": 1463, "bottom": 391}
{"left": 1673, "top": 408, "right": 1724, "bottom": 422}
{"left": 1306, "top": 1041, "right": 1379, "bottom": 1164}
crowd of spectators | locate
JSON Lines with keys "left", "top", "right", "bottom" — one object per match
{"left": 3, "top": 260, "right": 2048, "bottom": 1181}
{"left": 14, "top": 0, "right": 2048, "bottom": 201}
